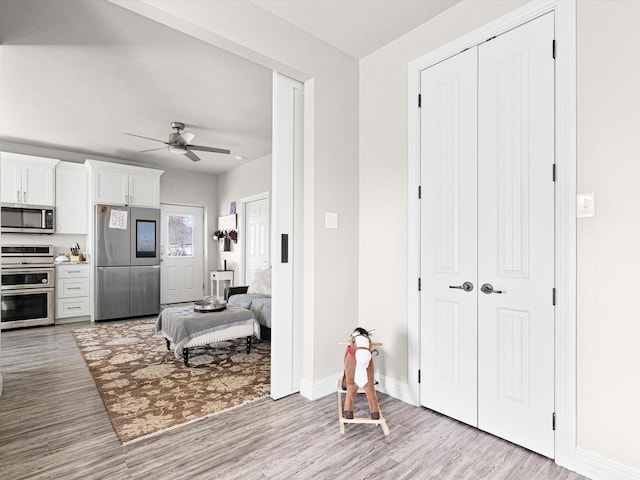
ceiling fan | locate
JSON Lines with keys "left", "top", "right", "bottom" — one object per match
{"left": 125, "top": 122, "right": 230, "bottom": 162}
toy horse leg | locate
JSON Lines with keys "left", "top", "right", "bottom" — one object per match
{"left": 364, "top": 361, "right": 381, "bottom": 419}
{"left": 342, "top": 353, "right": 357, "bottom": 419}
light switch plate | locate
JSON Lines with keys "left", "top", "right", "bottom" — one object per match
{"left": 577, "top": 193, "right": 595, "bottom": 218}
{"left": 325, "top": 212, "right": 338, "bottom": 229}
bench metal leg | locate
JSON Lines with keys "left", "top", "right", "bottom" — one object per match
{"left": 166, "top": 338, "right": 171, "bottom": 351}
{"left": 246, "top": 336, "right": 252, "bottom": 354}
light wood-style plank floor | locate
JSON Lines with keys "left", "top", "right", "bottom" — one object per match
{"left": 0, "top": 322, "right": 588, "bottom": 480}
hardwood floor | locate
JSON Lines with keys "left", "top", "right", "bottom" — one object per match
{"left": 0, "top": 322, "right": 588, "bottom": 480}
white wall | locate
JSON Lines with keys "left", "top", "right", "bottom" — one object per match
{"left": 576, "top": 1, "right": 640, "bottom": 472}
{"left": 216, "top": 154, "right": 272, "bottom": 279}
{"left": 359, "top": 0, "right": 640, "bottom": 475}
{"left": 159, "top": 168, "right": 219, "bottom": 277}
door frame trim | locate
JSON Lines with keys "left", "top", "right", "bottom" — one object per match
{"left": 238, "top": 191, "right": 270, "bottom": 286}
{"left": 407, "top": 0, "right": 576, "bottom": 469}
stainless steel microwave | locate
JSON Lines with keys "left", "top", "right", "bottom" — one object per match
{"left": 1, "top": 204, "right": 55, "bottom": 234}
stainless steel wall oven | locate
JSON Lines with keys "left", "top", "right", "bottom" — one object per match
{"left": 1, "top": 245, "right": 55, "bottom": 329}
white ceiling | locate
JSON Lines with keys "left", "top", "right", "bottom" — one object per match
{"left": 0, "top": 0, "right": 459, "bottom": 175}
{"left": 251, "top": 0, "right": 460, "bottom": 59}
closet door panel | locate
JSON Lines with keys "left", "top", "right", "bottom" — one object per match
{"left": 477, "top": 12, "right": 555, "bottom": 458}
{"left": 420, "top": 47, "right": 478, "bottom": 427}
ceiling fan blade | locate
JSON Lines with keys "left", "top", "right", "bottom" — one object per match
{"left": 187, "top": 144, "right": 231, "bottom": 155}
{"left": 185, "top": 150, "right": 202, "bottom": 162}
{"left": 138, "top": 146, "right": 167, "bottom": 153}
{"left": 176, "top": 131, "right": 195, "bottom": 144}
{"left": 124, "top": 133, "right": 167, "bottom": 144}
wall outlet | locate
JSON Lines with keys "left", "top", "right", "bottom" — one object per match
{"left": 577, "top": 193, "right": 595, "bottom": 218}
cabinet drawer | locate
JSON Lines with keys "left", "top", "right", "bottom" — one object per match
{"left": 56, "top": 297, "right": 89, "bottom": 318}
{"left": 58, "top": 278, "right": 89, "bottom": 297}
{"left": 57, "top": 264, "right": 90, "bottom": 278}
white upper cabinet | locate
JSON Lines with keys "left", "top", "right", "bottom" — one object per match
{"left": 55, "top": 162, "right": 88, "bottom": 234}
{"left": 85, "top": 159, "right": 163, "bottom": 207}
{"left": 1, "top": 152, "right": 59, "bottom": 206}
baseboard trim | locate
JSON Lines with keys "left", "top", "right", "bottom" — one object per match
{"left": 576, "top": 448, "right": 640, "bottom": 480}
{"left": 375, "top": 374, "right": 413, "bottom": 404}
{"left": 299, "top": 372, "right": 341, "bottom": 400}
{"left": 299, "top": 372, "right": 414, "bottom": 405}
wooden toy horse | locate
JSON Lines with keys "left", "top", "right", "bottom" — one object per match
{"left": 341, "top": 327, "right": 380, "bottom": 420}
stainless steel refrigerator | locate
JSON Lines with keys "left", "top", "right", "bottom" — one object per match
{"left": 94, "top": 204, "right": 160, "bottom": 321}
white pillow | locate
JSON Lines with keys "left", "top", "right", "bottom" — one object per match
{"left": 248, "top": 267, "right": 271, "bottom": 295}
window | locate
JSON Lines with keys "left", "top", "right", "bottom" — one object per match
{"left": 167, "top": 214, "right": 193, "bottom": 257}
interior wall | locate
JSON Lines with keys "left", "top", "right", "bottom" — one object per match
{"left": 576, "top": 0, "right": 640, "bottom": 471}
{"left": 359, "top": 0, "right": 640, "bottom": 474}
{"left": 358, "top": 0, "right": 526, "bottom": 383}
{"left": 216, "top": 154, "right": 272, "bottom": 282}
{"left": 159, "top": 168, "right": 220, "bottom": 281}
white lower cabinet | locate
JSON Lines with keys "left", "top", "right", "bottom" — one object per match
{"left": 56, "top": 263, "right": 90, "bottom": 322}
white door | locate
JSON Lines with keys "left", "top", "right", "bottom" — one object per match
{"left": 420, "top": 13, "right": 555, "bottom": 457}
{"left": 160, "top": 204, "right": 204, "bottom": 304}
{"left": 477, "top": 13, "right": 555, "bottom": 458}
{"left": 271, "top": 72, "right": 304, "bottom": 399}
{"left": 244, "top": 197, "right": 270, "bottom": 285}
{"left": 419, "top": 46, "right": 479, "bottom": 427}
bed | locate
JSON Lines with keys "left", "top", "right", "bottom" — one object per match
{"left": 155, "top": 304, "right": 260, "bottom": 366}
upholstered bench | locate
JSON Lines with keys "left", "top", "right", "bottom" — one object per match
{"left": 155, "top": 305, "right": 260, "bottom": 366}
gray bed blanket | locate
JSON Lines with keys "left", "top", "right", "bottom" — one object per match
{"left": 156, "top": 305, "right": 260, "bottom": 358}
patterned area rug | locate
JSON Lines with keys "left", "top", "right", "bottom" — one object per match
{"left": 72, "top": 319, "right": 270, "bottom": 444}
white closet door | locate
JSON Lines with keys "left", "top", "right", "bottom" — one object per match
{"left": 477, "top": 12, "right": 555, "bottom": 458}
{"left": 420, "top": 12, "right": 556, "bottom": 458}
{"left": 420, "top": 46, "right": 478, "bottom": 427}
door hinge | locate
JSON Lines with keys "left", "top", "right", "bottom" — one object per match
{"left": 418, "top": 278, "right": 422, "bottom": 291}
{"left": 552, "top": 287, "right": 556, "bottom": 306}
{"left": 552, "top": 39, "right": 556, "bottom": 59}
{"left": 418, "top": 93, "right": 422, "bottom": 108}
{"left": 552, "top": 164, "right": 556, "bottom": 182}
{"left": 418, "top": 369, "right": 421, "bottom": 384}
{"left": 418, "top": 185, "right": 422, "bottom": 199}
{"left": 552, "top": 412, "right": 556, "bottom": 431}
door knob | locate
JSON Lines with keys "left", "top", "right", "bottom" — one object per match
{"left": 449, "top": 281, "right": 474, "bottom": 292}
{"left": 481, "top": 283, "right": 504, "bottom": 294}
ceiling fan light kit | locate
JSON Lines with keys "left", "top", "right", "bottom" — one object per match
{"left": 125, "top": 122, "right": 231, "bottom": 162}
{"left": 168, "top": 145, "right": 187, "bottom": 155}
